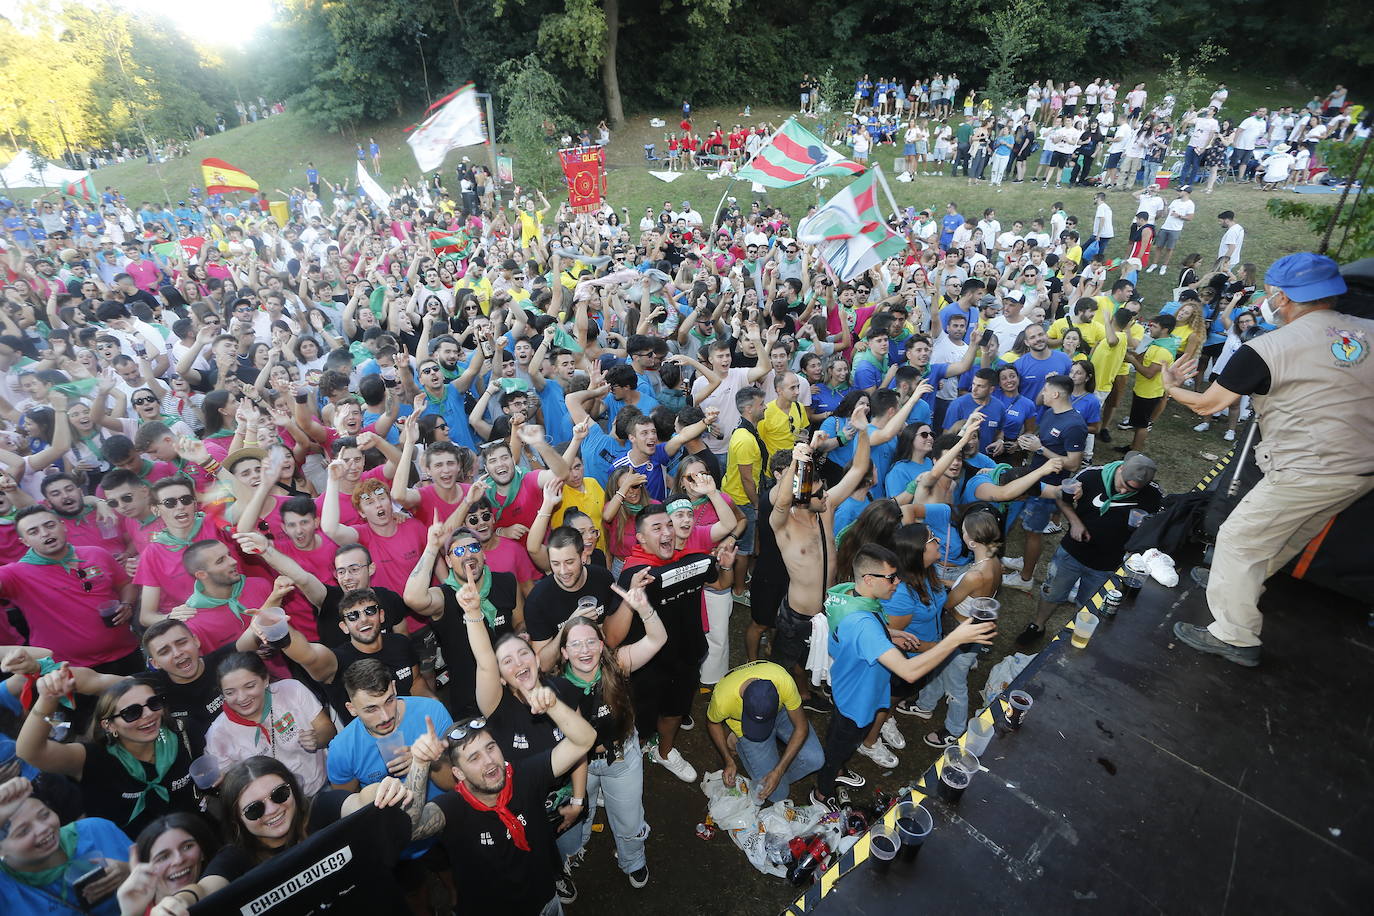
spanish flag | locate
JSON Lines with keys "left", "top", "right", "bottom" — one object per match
{"left": 201, "top": 157, "right": 258, "bottom": 195}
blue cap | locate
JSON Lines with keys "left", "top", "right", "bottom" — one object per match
{"left": 1264, "top": 253, "right": 1347, "bottom": 302}
{"left": 740, "top": 679, "right": 780, "bottom": 742}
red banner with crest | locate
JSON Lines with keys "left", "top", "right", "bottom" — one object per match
{"left": 558, "top": 146, "right": 606, "bottom": 213}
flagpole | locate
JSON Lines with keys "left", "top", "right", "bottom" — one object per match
{"left": 712, "top": 176, "right": 739, "bottom": 228}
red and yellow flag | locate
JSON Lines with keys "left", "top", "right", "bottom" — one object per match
{"left": 201, "top": 157, "right": 258, "bottom": 195}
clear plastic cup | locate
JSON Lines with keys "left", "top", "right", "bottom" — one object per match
{"left": 968, "top": 597, "right": 1000, "bottom": 655}
{"left": 869, "top": 823, "right": 900, "bottom": 873}
{"left": 97, "top": 601, "right": 122, "bottom": 628}
{"left": 893, "top": 801, "right": 933, "bottom": 860}
{"left": 189, "top": 755, "right": 220, "bottom": 789}
{"left": 1007, "top": 690, "right": 1033, "bottom": 729}
{"left": 376, "top": 730, "right": 407, "bottom": 766}
{"left": 963, "top": 716, "right": 994, "bottom": 757}
{"left": 257, "top": 607, "right": 289, "bottom": 643}
{"left": 1060, "top": 477, "right": 1082, "bottom": 496}
{"left": 1071, "top": 609, "right": 1100, "bottom": 648}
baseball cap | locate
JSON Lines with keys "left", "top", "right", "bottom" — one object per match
{"left": 1120, "top": 452, "right": 1158, "bottom": 487}
{"left": 978, "top": 294, "right": 999, "bottom": 309}
{"left": 1177, "top": 185, "right": 1192, "bottom": 193}
{"left": 1264, "top": 252, "right": 1347, "bottom": 302}
{"left": 741, "top": 679, "right": 780, "bottom": 742}
{"left": 1002, "top": 289, "right": 1026, "bottom": 304}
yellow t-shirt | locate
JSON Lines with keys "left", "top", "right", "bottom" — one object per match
{"left": 457, "top": 275, "right": 494, "bottom": 313}
{"left": 518, "top": 208, "right": 546, "bottom": 247}
{"left": 552, "top": 478, "right": 607, "bottom": 552}
{"left": 1064, "top": 245, "right": 1083, "bottom": 267}
{"left": 757, "top": 400, "right": 805, "bottom": 462}
{"left": 1172, "top": 323, "right": 1194, "bottom": 349}
{"left": 706, "top": 661, "right": 802, "bottom": 738}
{"left": 1090, "top": 335, "right": 1129, "bottom": 394}
{"left": 1047, "top": 316, "right": 1105, "bottom": 349}
{"left": 723, "top": 427, "right": 762, "bottom": 505}
{"left": 1132, "top": 344, "right": 1174, "bottom": 398}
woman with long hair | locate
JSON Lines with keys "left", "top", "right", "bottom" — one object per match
{"left": 603, "top": 465, "right": 652, "bottom": 576}
{"left": 810, "top": 355, "right": 853, "bottom": 421}
{"left": 198, "top": 391, "right": 239, "bottom": 462}
{"left": 1058, "top": 326, "right": 1090, "bottom": 362}
{"left": 17, "top": 674, "right": 197, "bottom": 837}
{"left": 1068, "top": 360, "right": 1102, "bottom": 461}
{"left": 885, "top": 421, "right": 936, "bottom": 499}
{"left": 115, "top": 812, "right": 220, "bottom": 916}
{"left": 551, "top": 579, "right": 666, "bottom": 886}
{"left": 204, "top": 652, "right": 335, "bottom": 797}
{"left": 817, "top": 388, "right": 869, "bottom": 487}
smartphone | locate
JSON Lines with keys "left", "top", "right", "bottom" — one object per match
{"left": 979, "top": 329, "right": 995, "bottom": 348}
{"left": 71, "top": 864, "right": 107, "bottom": 898}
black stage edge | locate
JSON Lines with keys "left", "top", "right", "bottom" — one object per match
{"left": 784, "top": 460, "right": 1374, "bottom": 915}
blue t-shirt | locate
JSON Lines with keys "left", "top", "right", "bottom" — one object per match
{"left": 7, "top": 818, "right": 131, "bottom": 916}
{"left": 943, "top": 394, "right": 1006, "bottom": 452}
{"left": 883, "top": 581, "right": 947, "bottom": 643}
{"left": 811, "top": 384, "right": 852, "bottom": 417}
{"left": 612, "top": 444, "right": 672, "bottom": 501}
{"left": 537, "top": 378, "right": 574, "bottom": 445}
{"left": 868, "top": 423, "right": 899, "bottom": 498}
{"left": 885, "top": 458, "right": 933, "bottom": 499}
{"left": 993, "top": 390, "right": 1037, "bottom": 438}
{"left": 852, "top": 358, "right": 887, "bottom": 391}
{"left": 923, "top": 501, "right": 965, "bottom": 568}
{"left": 603, "top": 379, "right": 659, "bottom": 426}
{"left": 829, "top": 610, "right": 895, "bottom": 728}
{"left": 939, "top": 303, "right": 978, "bottom": 344}
{"left": 1012, "top": 351, "right": 1074, "bottom": 402}
{"left": 834, "top": 494, "right": 870, "bottom": 543}
{"left": 820, "top": 416, "right": 859, "bottom": 468}
{"left": 306, "top": 167, "right": 320, "bottom": 184}
{"left": 580, "top": 424, "right": 629, "bottom": 487}
{"left": 939, "top": 213, "right": 963, "bottom": 249}
{"left": 418, "top": 382, "right": 478, "bottom": 451}
{"left": 1029, "top": 407, "right": 1087, "bottom": 484}
{"left": 1069, "top": 393, "right": 1102, "bottom": 429}
{"left": 326, "top": 695, "right": 453, "bottom": 794}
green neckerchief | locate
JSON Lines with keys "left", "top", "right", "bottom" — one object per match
{"left": 34, "top": 656, "right": 75, "bottom": 710}
{"left": 550, "top": 323, "right": 584, "bottom": 353}
{"left": 204, "top": 427, "right": 236, "bottom": 439}
{"left": 0, "top": 505, "right": 17, "bottom": 525}
{"left": 348, "top": 341, "right": 373, "bottom": 366}
{"left": 0, "top": 822, "right": 79, "bottom": 890}
{"left": 152, "top": 512, "right": 206, "bottom": 551}
{"left": 623, "top": 500, "right": 648, "bottom": 515}
{"left": 487, "top": 470, "right": 528, "bottom": 511}
{"left": 563, "top": 666, "right": 602, "bottom": 695}
{"left": 107, "top": 727, "right": 178, "bottom": 825}
{"left": 823, "top": 582, "right": 888, "bottom": 638}
{"left": 443, "top": 565, "right": 498, "bottom": 626}
{"left": 19, "top": 545, "right": 80, "bottom": 572}
{"left": 185, "top": 576, "right": 249, "bottom": 619}
{"left": 1096, "top": 461, "right": 1136, "bottom": 516}
{"left": 854, "top": 348, "right": 888, "bottom": 378}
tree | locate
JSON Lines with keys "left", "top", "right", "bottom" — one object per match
{"left": 493, "top": 54, "right": 566, "bottom": 192}
{"left": 1267, "top": 138, "right": 1374, "bottom": 261}
{"left": 1159, "top": 42, "right": 1226, "bottom": 116}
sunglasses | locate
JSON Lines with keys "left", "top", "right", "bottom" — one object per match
{"left": 446, "top": 717, "right": 488, "bottom": 743}
{"left": 433, "top": 421, "right": 449, "bottom": 430}
{"left": 342, "top": 605, "right": 382, "bottom": 622}
{"left": 110, "top": 694, "right": 166, "bottom": 724}
{"left": 863, "top": 571, "right": 899, "bottom": 583}
{"left": 917, "top": 430, "right": 934, "bottom": 438}
{"left": 133, "top": 396, "right": 158, "bottom": 406}
{"left": 159, "top": 494, "right": 196, "bottom": 509}
{"left": 420, "top": 366, "right": 442, "bottom": 375}
{"left": 465, "top": 510, "right": 494, "bottom": 523}
{"left": 242, "top": 783, "right": 293, "bottom": 822}
{"left": 105, "top": 493, "right": 137, "bottom": 508}
{"left": 451, "top": 542, "right": 482, "bottom": 556}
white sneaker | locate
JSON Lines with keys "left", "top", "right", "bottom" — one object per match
{"left": 1001, "top": 570, "right": 1034, "bottom": 592}
{"left": 1158, "top": 265, "right": 1168, "bottom": 275}
{"left": 1001, "top": 556, "right": 1024, "bottom": 572}
{"left": 1193, "top": 421, "right": 1211, "bottom": 432}
{"left": 857, "top": 740, "right": 899, "bottom": 768}
{"left": 650, "top": 746, "right": 698, "bottom": 783}
{"left": 880, "top": 718, "right": 906, "bottom": 750}
{"left": 1223, "top": 429, "right": 1236, "bottom": 442}
{"left": 1145, "top": 264, "right": 1157, "bottom": 273}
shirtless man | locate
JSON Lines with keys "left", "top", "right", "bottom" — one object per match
{"left": 765, "top": 418, "right": 873, "bottom": 704}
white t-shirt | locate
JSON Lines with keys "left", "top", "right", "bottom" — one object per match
{"left": 1127, "top": 89, "right": 1147, "bottom": 110}
{"left": 1218, "top": 224, "right": 1245, "bottom": 266}
{"left": 1162, "top": 198, "right": 1195, "bottom": 232}
{"left": 1093, "top": 202, "right": 1115, "bottom": 238}
{"left": 1188, "top": 117, "right": 1219, "bottom": 149}
{"left": 1065, "top": 85, "right": 1082, "bottom": 105}
{"left": 1085, "top": 83, "right": 1100, "bottom": 104}
{"left": 692, "top": 366, "right": 753, "bottom": 453}
{"left": 1209, "top": 89, "right": 1229, "bottom": 110}
{"left": 986, "top": 315, "right": 1033, "bottom": 354}
{"left": 1262, "top": 152, "right": 1295, "bottom": 182}
{"left": 1135, "top": 193, "right": 1164, "bottom": 224}
{"left": 1234, "top": 116, "right": 1267, "bottom": 150}
{"left": 205, "top": 680, "right": 330, "bottom": 797}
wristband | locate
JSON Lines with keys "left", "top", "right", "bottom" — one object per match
{"left": 294, "top": 393, "right": 309, "bottom": 404}
{"left": 463, "top": 615, "right": 485, "bottom": 624}
{"left": 201, "top": 459, "right": 222, "bottom": 474}
{"left": 178, "top": 888, "right": 201, "bottom": 903}
{"left": 268, "top": 633, "right": 293, "bottom": 651}
{"left": 568, "top": 796, "right": 585, "bottom": 806}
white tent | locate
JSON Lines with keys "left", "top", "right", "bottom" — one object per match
{"left": 0, "top": 149, "right": 89, "bottom": 189}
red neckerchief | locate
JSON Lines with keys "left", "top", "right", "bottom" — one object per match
{"left": 623, "top": 544, "right": 670, "bottom": 569}
{"left": 223, "top": 704, "right": 271, "bottom": 745}
{"left": 456, "top": 764, "right": 529, "bottom": 851}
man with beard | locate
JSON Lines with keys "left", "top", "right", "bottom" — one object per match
{"left": 172, "top": 539, "right": 276, "bottom": 654}
{"left": 321, "top": 466, "right": 429, "bottom": 597}
{"left": 1011, "top": 324, "right": 1074, "bottom": 402}
{"left": 413, "top": 352, "right": 486, "bottom": 451}
{"left": 40, "top": 473, "right": 124, "bottom": 556}
{"left": 525, "top": 526, "right": 633, "bottom": 671}
{"left": 401, "top": 683, "right": 595, "bottom": 916}
{"left": 479, "top": 425, "right": 570, "bottom": 536}
{"left": 141, "top": 617, "right": 261, "bottom": 755}
{"left": 454, "top": 490, "right": 541, "bottom": 594}
{"left": 405, "top": 524, "right": 522, "bottom": 716}
{"left": 274, "top": 587, "right": 433, "bottom": 722}
{"left": 0, "top": 506, "right": 141, "bottom": 673}
{"left": 619, "top": 506, "right": 718, "bottom": 783}
{"left": 135, "top": 476, "right": 239, "bottom": 624}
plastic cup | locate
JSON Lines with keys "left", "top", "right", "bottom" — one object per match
{"left": 893, "top": 801, "right": 932, "bottom": 861}
{"left": 1006, "top": 690, "right": 1033, "bottom": 729}
{"left": 1128, "top": 508, "right": 1148, "bottom": 528}
{"left": 869, "top": 823, "right": 900, "bottom": 873}
{"left": 968, "top": 597, "right": 1000, "bottom": 655}
{"left": 942, "top": 745, "right": 980, "bottom": 777}
{"left": 97, "top": 600, "right": 122, "bottom": 628}
{"left": 963, "top": 716, "right": 994, "bottom": 757}
{"left": 1060, "top": 477, "right": 1082, "bottom": 496}
{"left": 97, "top": 516, "right": 119, "bottom": 539}
{"left": 376, "top": 730, "right": 406, "bottom": 766}
{"left": 257, "top": 607, "right": 289, "bottom": 643}
{"left": 189, "top": 755, "right": 220, "bottom": 789}
{"left": 1071, "top": 609, "right": 1100, "bottom": 649}
{"left": 936, "top": 764, "right": 971, "bottom": 804}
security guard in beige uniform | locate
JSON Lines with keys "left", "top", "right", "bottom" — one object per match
{"left": 1162, "top": 253, "right": 1374, "bottom": 666}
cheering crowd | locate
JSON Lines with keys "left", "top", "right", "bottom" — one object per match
{"left": 0, "top": 70, "right": 1324, "bottom": 910}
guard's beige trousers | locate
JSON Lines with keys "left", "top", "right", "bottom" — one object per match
{"left": 1207, "top": 467, "right": 1374, "bottom": 646}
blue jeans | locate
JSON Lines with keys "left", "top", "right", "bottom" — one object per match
{"left": 576, "top": 732, "right": 649, "bottom": 874}
{"left": 1042, "top": 545, "right": 1113, "bottom": 606}
{"left": 735, "top": 711, "right": 825, "bottom": 804}
{"left": 1181, "top": 146, "right": 1202, "bottom": 185}
{"left": 1142, "top": 160, "right": 1162, "bottom": 188}
{"left": 917, "top": 646, "right": 979, "bottom": 736}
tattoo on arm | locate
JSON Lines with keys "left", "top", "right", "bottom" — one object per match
{"left": 412, "top": 801, "right": 446, "bottom": 841}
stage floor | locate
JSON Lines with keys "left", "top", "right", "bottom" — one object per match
{"left": 792, "top": 571, "right": 1374, "bottom": 915}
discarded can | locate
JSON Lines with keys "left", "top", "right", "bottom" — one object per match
{"left": 1102, "top": 588, "right": 1123, "bottom": 615}
{"left": 695, "top": 819, "right": 717, "bottom": 840}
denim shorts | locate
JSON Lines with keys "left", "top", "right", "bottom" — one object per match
{"left": 736, "top": 503, "right": 757, "bottom": 555}
{"left": 1020, "top": 496, "right": 1059, "bottom": 534}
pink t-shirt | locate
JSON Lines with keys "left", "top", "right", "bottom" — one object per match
{"left": 134, "top": 522, "right": 236, "bottom": 614}
{"left": 181, "top": 575, "right": 273, "bottom": 654}
{"left": 355, "top": 517, "right": 429, "bottom": 595}
{"left": 0, "top": 546, "right": 139, "bottom": 666}
{"left": 273, "top": 534, "right": 338, "bottom": 642}
{"left": 124, "top": 258, "right": 162, "bottom": 294}
{"left": 483, "top": 535, "right": 541, "bottom": 583}
{"left": 415, "top": 483, "right": 471, "bottom": 527}
{"left": 490, "top": 473, "right": 544, "bottom": 532}
{"left": 0, "top": 524, "right": 24, "bottom": 564}
{"left": 316, "top": 466, "right": 390, "bottom": 529}
{"left": 64, "top": 515, "right": 127, "bottom": 557}
{"left": 120, "top": 515, "right": 162, "bottom": 555}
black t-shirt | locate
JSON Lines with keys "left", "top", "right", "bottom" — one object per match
{"left": 142, "top": 644, "right": 233, "bottom": 756}
{"left": 1060, "top": 467, "right": 1165, "bottom": 571}
{"left": 434, "top": 753, "right": 561, "bottom": 915}
{"left": 523, "top": 565, "right": 618, "bottom": 643}
{"left": 1217, "top": 345, "right": 1272, "bottom": 395}
{"left": 427, "top": 573, "right": 518, "bottom": 717}
{"left": 200, "top": 789, "right": 360, "bottom": 881}
{"left": 551, "top": 673, "right": 629, "bottom": 758}
{"left": 326, "top": 634, "right": 421, "bottom": 722}
{"left": 317, "top": 585, "right": 411, "bottom": 649}
{"left": 80, "top": 735, "right": 198, "bottom": 837}
{"left": 619, "top": 553, "right": 716, "bottom": 671}
{"left": 679, "top": 445, "right": 723, "bottom": 484}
